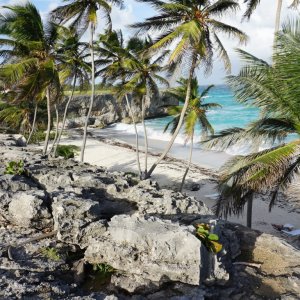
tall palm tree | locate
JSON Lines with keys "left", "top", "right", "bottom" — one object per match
{"left": 52, "top": 26, "right": 90, "bottom": 155}
{"left": 0, "top": 2, "right": 61, "bottom": 154}
{"left": 124, "top": 36, "right": 169, "bottom": 176}
{"left": 96, "top": 30, "right": 143, "bottom": 178}
{"left": 164, "top": 78, "right": 220, "bottom": 192}
{"left": 131, "top": 0, "right": 247, "bottom": 179}
{"left": 51, "top": 0, "right": 123, "bottom": 162}
{"left": 99, "top": 35, "right": 169, "bottom": 178}
{"left": 243, "top": 0, "right": 300, "bottom": 33}
{"left": 204, "top": 19, "right": 300, "bottom": 227}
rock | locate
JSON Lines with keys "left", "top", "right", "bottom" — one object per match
{"left": 123, "top": 180, "right": 212, "bottom": 222}
{"left": 190, "top": 183, "right": 201, "bottom": 191}
{"left": 58, "top": 92, "right": 178, "bottom": 128}
{"left": 52, "top": 194, "right": 102, "bottom": 244}
{"left": 8, "top": 191, "right": 52, "bottom": 229}
{"left": 85, "top": 214, "right": 210, "bottom": 289}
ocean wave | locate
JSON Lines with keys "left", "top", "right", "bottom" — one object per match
{"left": 113, "top": 122, "right": 277, "bottom": 156}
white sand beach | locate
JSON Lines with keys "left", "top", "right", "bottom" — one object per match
{"left": 55, "top": 127, "right": 300, "bottom": 238}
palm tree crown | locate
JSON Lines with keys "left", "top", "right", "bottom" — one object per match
{"left": 164, "top": 78, "right": 220, "bottom": 140}
{"left": 204, "top": 19, "right": 300, "bottom": 218}
{"left": 131, "top": 0, "right": 247, "bottom": 73}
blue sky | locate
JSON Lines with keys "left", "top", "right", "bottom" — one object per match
{"left": 2, "top": 0, "right": 299, "bottom": 84}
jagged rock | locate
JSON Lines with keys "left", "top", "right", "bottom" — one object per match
{"left": 190, "top": 183, "right": 201, "bottom": 191}
{"left": 1, "top": 134, "right": 300, "bottom": 299}
{"left": 85, "top": 214, "right": 220, "bottom": 289}
{"left": 0, "top": 134, "right": 26, "bottom": 147}
{"left": 123, "top": 180, "right": 212, "bottom": 221}
{"left": 8, "top": 190, "right": 52, "bottom": 229}
{"left": 52, "top": 194, "right": 102, "bottom": 244}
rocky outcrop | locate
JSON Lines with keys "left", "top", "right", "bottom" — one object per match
{"left": 59, "top": 93, "right": 178, "bottom": 128}
{"left": 0, "top": 134, "right": 300, "bottom": 299}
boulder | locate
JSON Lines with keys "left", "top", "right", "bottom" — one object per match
{"left": 7, "top": 190, "right": 52, "bottom": 229}
{"left": 52, "top": 195, "right": 102, "bottom": 244}
{"left": 124, "top": 180, "right": 212, "bottom": 221}
{"left": 85, "top": 215, "right": 209, "bottom": 288}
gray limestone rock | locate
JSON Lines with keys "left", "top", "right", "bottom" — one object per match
{"left": 52, "top": 194, "right": 102, "bottom": 244}
{"left": 85, "top": 215, "right": 206, "bottom": 286}
{"left": 8, "top": 190, "right": 52, "bottom": 229}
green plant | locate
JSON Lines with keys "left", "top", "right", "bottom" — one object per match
{"left": 4, "top": 160, "right": 27, "bottom": 176}
{"left": 93, "top": 263, "right": 115, "bottom": 274}
{"left": 55, "top": 144, "right": 80, "bottom": 159}
{"left": 195, "top": 223, "right": 222, "bottom": 254}
{"left": 40, "top": 247, "right": 61, "bottom": 261}
{"left": 24, "top": 131, "right": 56, "bottom": 144}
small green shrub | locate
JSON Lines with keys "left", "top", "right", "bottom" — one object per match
{"left": 93, "top": 263, "right": 115, "bottom": 275}
{"left": 4, "top": 160, "right": 27, "bottom": 176}
{"left": 195, "top": 223, "right": 222, "bottom": 254}
{"left": 55, "top": 145, "right": 80, "bottom": 159}
{"left": 40, "top": 247, "right": 61, "bottom": 261}
{"left": 25, "top": 131, "right": 56, "bottom": 144}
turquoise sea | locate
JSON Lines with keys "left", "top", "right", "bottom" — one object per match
{"left": 114, "top": 85, "right": 263, "bottom": 155}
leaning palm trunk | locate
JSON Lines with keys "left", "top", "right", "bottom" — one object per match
{"left": 125, "top": 94, "right": 142, "bottom": 178}
{"left": 43, "top": 87, "right": 51, "bottom": 155}
{"left": 49, "top": 104, "right": 59, "bottom": 155}
{"left": 27, "top": 103, "right": 38, "bottom": 144}
{"left": 247, "top": 194, "right": 253, "bottom": 228}
{"left": 54, "top": 75, "right": 77, "bottom": 155}
{"left": 180, "top": 132, "right": 194, "bottom": 192}
{"left": 80, "top": 23, "right": 95, "bottom": 162}
{"left": 141, "top": 95, "right": 149, "bottom": 176}
{"left": 275, "top": 0, "right": 283, "bottom": 33}
{"left": 145, "top": 53, "right": 198, "bottom": 179}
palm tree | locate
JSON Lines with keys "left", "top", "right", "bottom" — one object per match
{"left": 96, "top": 30, "right": 143, "bottom": 178}
{"left": 131, "top": 0, "right": 247, "bottom": 179}
{"left": 164, "top": 78, "right": 220, "bottom": 192}
{"left": 0, "top": 3, "right": 61, "bottom": 154}
{"left": 52, "top": 26, "right": 90, "bottom": 155}
{"left": 51, "top": 0, "right": 123, "bottom": 162}
{"left": 204, "top": 19, "right": 300, "bottom": 227}
{"left": 99, "top": 35, "right": 169, "bottom": 178}
{"left": 124, "top": 36, "right": 169, "bottom": 176}
{"left": 243, "top": 0, "right": 300, "bottom": 33}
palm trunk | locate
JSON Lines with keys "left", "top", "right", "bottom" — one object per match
{"left": 141, "top": 95, "right": 148, "bottom": 176}
{"left": 43, "top": 87, "right": 51, "bottom": 155}
{"left": 80, "top": 23, "right": 95, "bottom": 163}
{"left": 49, "top": 104, "right": 59, "bottom": 155}
{"left": 275, "top": 0, "right": 283, "bottom": 34}
{"left": 27, "top": 103, "right": 38, "bottom": 144}
{"left": 125, "top": 94, "right": 142, "bottom": 178}
{"left": 145, "top": 53, "right": 197, "bottom": 179}
{"left": 180, "top": 132, "right": 194, "bottom": 192}
{"left": 54, "top": 74, "right": 77, "bottom": 155}
{"left": 247, "top": 194, "right": 253, "bottom": 228}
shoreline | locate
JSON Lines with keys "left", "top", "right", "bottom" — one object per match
{"left": 56, "top": 127, "right": 300, "bottom": 237}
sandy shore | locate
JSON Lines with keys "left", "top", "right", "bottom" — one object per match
{"left": 56, "top": 128, "right": 300, "bottom": 237}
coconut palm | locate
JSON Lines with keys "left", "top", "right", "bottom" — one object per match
{"left": 52, "top": 26, "right": 90, "bottom": 155}
{"left": 203, "top": 19, "right": 300, "bottom": 227}
{"left": 243, "top": 0, "right": 300, "bottom": 33}
{"left": 96, "top": 30, "right": 143, "bottom": 178}
{"left": 131, "top": 0, "right": 247, "bottom": 179}
{"left": 164, "top": 78, "right": 220, "bottom": 192}
{"left": 51, "top": 0, "right": 124, "bottom": 162}
{"left": 0, "top": 2, "right": 61, "bottom": 154}
{"left": 99, "top": 35, "right": 169, "bottom": 177}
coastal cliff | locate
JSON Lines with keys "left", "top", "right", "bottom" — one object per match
{"left": 59, "top": 93, "right": 177, "bottom": 128}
